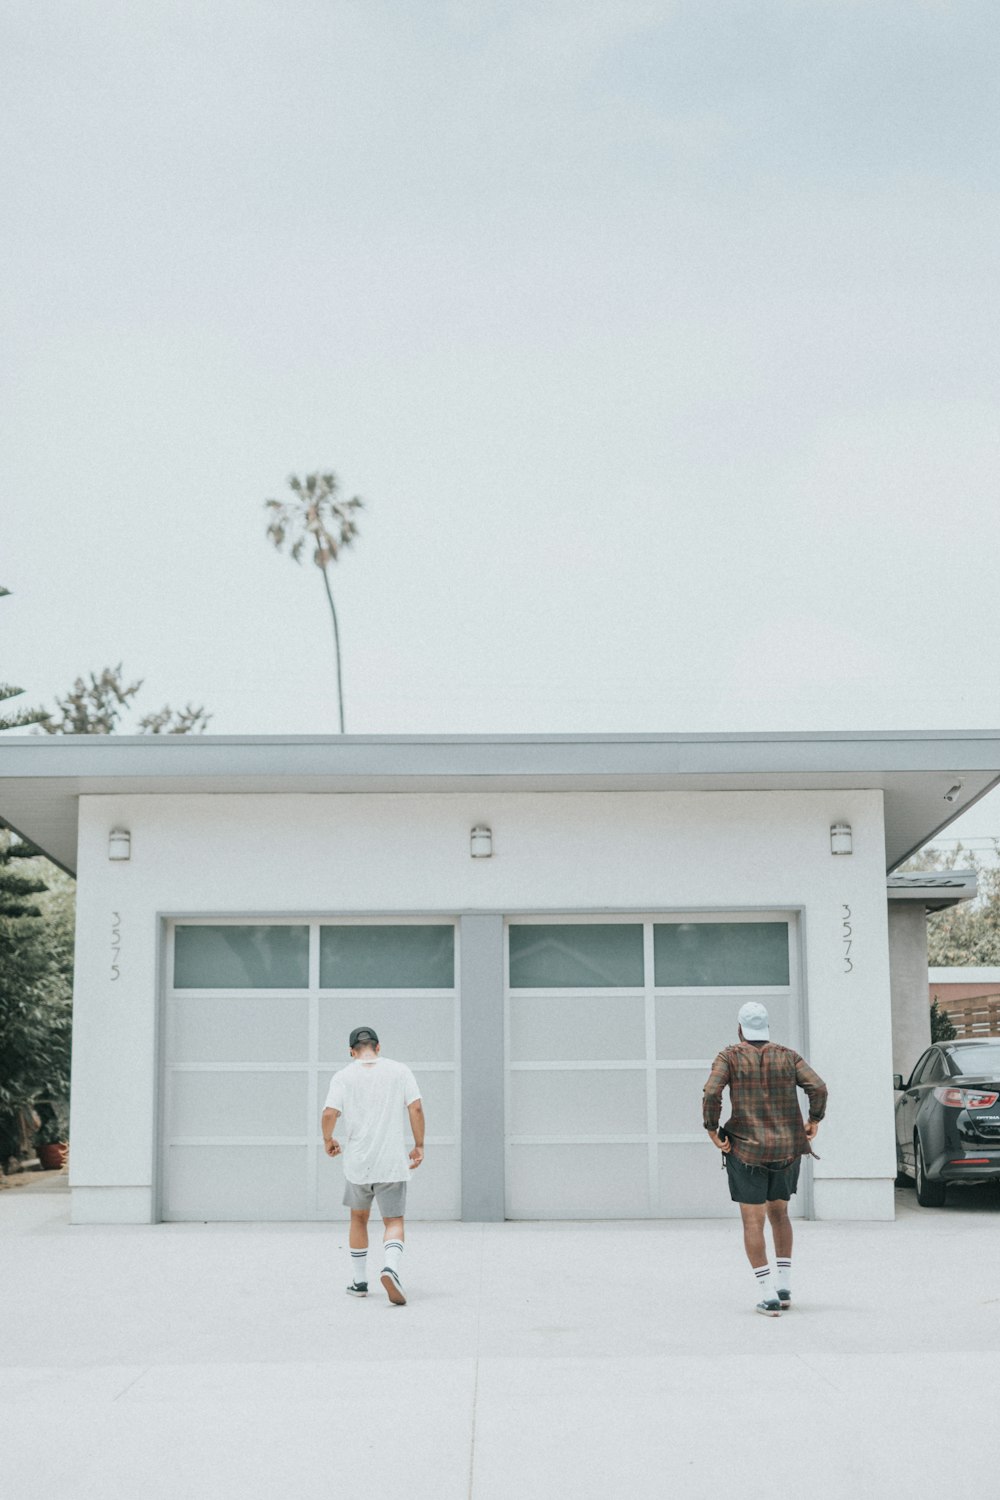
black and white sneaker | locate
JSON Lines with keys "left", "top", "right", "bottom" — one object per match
{"left": 346, "top": 1281, "right": 368, "bottom": 1298}
{"left": 777, "top": 1289, "right": 791, "bottom": 1310}
{"left": 755, "top": 1298, "right": 782, "bottom": 1317}
{"left": 380, "top": 1267, "right": 406, "bottom": 1306}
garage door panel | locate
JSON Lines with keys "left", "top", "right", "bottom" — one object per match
{"left": 508, "top": 1144, "right": 648, "bottom": 1216}
{"left": 166, "top": 1145, "right": 308, "bottom": 1220}
{"left": 169, "top": 996, "right": 308, "bottom": 1065}
{"left": 655, "top": 995, "right": 791, "bottom": 1059}
{"left": 658, "top": 1145, "right": 741, "bottom": 1218}
{"left": 318, "top": 997, "right": 454, "bottom": 1065}
{"left": 656, "top": 1068, "right": 711, "bottom": 1135}
{"left": 169, "top": 1071, "right": 308, "bottom": 1138}
{"left": 509, "top": 995, "right": 645, "bottom": 1063}
{"left": 509, "top": 1068, "right": 646, "bottom": 1136}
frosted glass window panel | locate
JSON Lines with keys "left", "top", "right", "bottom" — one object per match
{"left": 319, "top": 925, "right": 455, "bottom": 989}
{"left": 509, "top": 995, "right": 645, "bottom": 1063}
{"left": 169, "top": 996, "right": 309, "bottom": 1065}
{"left": 507, "top": 1144, "right": 649, "bottom": 1217}
{"left": 653, "top": 923, "right": 790, "bottom": 988}
{"left": 165, "top": 1145, "right": 308, "bottom": 1220}
{"left": 318, "top": 997, "right": 455, "bottom": 1065}
{"left": 174, "top": 925, "right": 309, "bottom": 989}
{"left": 656, "top": 1068, "right": 712, "bottom": 1136}
{"left": 657, "top": 1145, "right": 741, "bottom": 1219}
{"left": 169, "top": 1070, "right": 308, "bottom": 1138}
{"left": 508, "top": 1068, "right": 647, "bottom": 1136}
{"left": 655, "top": 996, "right": 791, "bottom": 1060}
{"left": 508, "top": 924, "right": 644, "bottom": 988}
{"left": 314, "top": 1068, "right": 456, "bottom": 1135}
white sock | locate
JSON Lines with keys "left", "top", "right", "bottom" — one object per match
{"left": 383, "top": 1239, "right": 404, "bottom": 1276}
{"left": 776, "top": 1258, "right": 791, "bottom": 1293}
{"left": 349, "top": 1248, "right": 368, "bottom": 1286}
{"left": 753, "top": 1264, "right": 775, "bottom": 1303}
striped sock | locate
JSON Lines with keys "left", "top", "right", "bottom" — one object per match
{"left": 383, "top": 1239, "right": 404, "bottom": 1276}
{"left": 753, "top": 1264, "right": 775, "bottom": 1303}
{"left": 349, "top": 1248, "right": 368, "bottom": 1287}
{"left": 776, "top": 1259, "right": 791, "bottom": 1294}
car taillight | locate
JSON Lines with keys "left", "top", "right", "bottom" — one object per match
{"left": 934, "top": 1088, "right": 1000, "bottom": 1108}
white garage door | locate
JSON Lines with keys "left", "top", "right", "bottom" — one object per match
{"left": 161, "top": 919, "right": 460, "bottom": 1221}
{"left": 505, "top": 914, "right": 802, "bottom": 1219}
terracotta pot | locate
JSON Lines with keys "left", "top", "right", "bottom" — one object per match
{"left": 37, "top": 1142, "right": 67, "bottom": 1170}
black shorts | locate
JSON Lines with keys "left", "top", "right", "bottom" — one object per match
{"left": 725, "top": 1152, "right": 800, "bottom": 1204}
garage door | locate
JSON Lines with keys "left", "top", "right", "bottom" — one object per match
{"left": 505, "top": 914, "right": 802, "bottom": 1219}
{"left": 161, "top": 919, "right": 460, "bottom": 1221}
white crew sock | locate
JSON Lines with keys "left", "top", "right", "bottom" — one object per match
{"left": 752, "top": 1264, "right": 775, "bottom": 1303}
{"left": 349, "top": 1248, "right": 368, "bottom": 1286}
{"left": 383, "top": 1239, "right": 404, "bottom": 1276}
{"left": 775, "top": 1258, "right": 791, "bottom": 1293}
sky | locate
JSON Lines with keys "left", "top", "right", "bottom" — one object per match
{"left": 2, "top": 0, "right": 999, "bottom": 855}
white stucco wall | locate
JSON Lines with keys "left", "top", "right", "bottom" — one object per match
{"left": 70, "top": 787, "right": 896, "bottom": 1222}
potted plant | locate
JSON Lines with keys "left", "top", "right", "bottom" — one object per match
{"left": 33, "top": 1112, "right": 68, "bottom": 1171}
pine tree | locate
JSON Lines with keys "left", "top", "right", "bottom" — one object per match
{"left": 0, "top": 587, "right": 49, "bottom": 732}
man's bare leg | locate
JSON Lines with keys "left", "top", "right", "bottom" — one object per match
{"left": 766, "top": 1199, "right": 793, "bottom": 1304}
{"left": 738, "top": 1202, "right": 779, "bottom": 1312}
{"left": 349, "top": 1207, "right": 370, "bottom": 1250}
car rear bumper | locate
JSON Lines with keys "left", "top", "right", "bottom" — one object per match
{"left": 930, "top": 1147, "right": 1000, "bottom": 1183}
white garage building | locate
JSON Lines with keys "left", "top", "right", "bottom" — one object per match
{"left": 2, "top": 731, "right": 995, "bottom": 1226}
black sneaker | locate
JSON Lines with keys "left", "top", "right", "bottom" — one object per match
{"left": 755, "top": 1298, "right": 781, "bottom": 1317}
{"left": 777, "top": 1289, "right": 791, "bottom": 1309}
{"left": 346, "top": 1281, "right": 368, "bottom": 1297}
{"left": 380, "top": 1267, "right": 406, "bottom": 1306}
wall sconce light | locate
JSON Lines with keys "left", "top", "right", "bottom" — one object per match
{"left": 944, "top": 783, "right": 963, "bottom": 803}
{"left": 830, "top": 822, "right": 852, "bottom": 856}
{"left": 470, "top": 824, "right": 493, "bottom": 859}
{"left": 108, "top": 828, "right": 131, "bottom": 861}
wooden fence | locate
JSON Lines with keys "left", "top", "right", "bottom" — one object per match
{"left": 935, "top": 992, "right": 1000, "bottom": 1038}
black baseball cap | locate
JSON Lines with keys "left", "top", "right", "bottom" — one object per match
{"left": 349, "top": 1026, "right": 379, "bottom": 1048}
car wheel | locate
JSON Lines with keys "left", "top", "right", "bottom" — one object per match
{"left": 915, "top": 1135, "right": 946, "bottom": 1207}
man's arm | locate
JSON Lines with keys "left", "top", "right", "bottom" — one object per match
{"left": 795, "top": 1055, "right": 828, "bottom": 1138}
{"left": 321, "top": 1107, "right": 341, "bottom": 1157}
{"left": 407, "top": 1098, "right": 425, "bottom": 1169}
{"left": 702, "top": 1053, "right": 732, "bottom": 1152}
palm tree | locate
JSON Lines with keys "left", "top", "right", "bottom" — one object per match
{"left": 264, "top": 472, "right": 364, "bottom": 733}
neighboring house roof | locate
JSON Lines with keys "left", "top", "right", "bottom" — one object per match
{"left": 2, "top": 729, "right": 999, "bottom": 876}
{"left": 885, "top": 871, "right": 979, "bottom": 913}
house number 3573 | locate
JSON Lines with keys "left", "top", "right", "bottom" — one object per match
{"left": 111, "top": 911, "right": 122, "bottom": 981}
{"left": 841, "top": 904, "right": 853, "bottom": 973}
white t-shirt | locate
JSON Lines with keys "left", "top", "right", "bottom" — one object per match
{"left": 324, "top": 1057, "right": 421, "bottom": 1185}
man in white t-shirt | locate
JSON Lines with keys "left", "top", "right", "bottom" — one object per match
{"left": 321, "top": 1026, "right": 424, "bottom": 1306}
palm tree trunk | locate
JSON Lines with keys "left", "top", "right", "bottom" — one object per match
{"left": 319, "top": 565, "right": 346, "bottom": 732}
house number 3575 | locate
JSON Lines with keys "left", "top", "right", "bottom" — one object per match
{"left": 841, "top": 904, "right": 853, "bottom": 973}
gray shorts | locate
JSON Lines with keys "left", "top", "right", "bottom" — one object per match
{"left": 342, "top": 1179, "right": 407, "bottom": 1217}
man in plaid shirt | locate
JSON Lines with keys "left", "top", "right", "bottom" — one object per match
{"left": 703, "top": 1001, "right": 827, "bottom": 1316}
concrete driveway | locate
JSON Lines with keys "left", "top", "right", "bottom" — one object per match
{"left": 2, "top": 1179, "right": 997, "bottom": 1499}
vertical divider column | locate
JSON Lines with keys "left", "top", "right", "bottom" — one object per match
{"left": 307, "top": 920, "right": 321, "bottom": 1219}
{"left": 459, "top": 914, "right": 505, "bottom": 1222}
{"left": 644, "top": 921, "right": 658, "bottom": 1216}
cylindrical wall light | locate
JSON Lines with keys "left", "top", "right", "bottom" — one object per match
{"left": 108, "top": 828, "right": 131, "bottom": 861}
{"left": 470, "top": 824, "right": 493, "bottom": 858}
{"left": 830, "top": 822, "right": 852, "bottom": 856}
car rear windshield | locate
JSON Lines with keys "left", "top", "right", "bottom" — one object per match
{"left": 948, "top": 1044, "right": 1000, "bottom": 1078}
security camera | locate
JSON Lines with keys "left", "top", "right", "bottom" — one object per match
{"left": 943, "top": 783, "right": 963, "bottom": 803}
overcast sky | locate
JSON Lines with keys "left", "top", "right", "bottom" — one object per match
{"left": 3, "top": 1, "right": 999, "bottom": 844}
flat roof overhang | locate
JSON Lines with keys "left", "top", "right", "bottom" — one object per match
{"left": 2, "top": 730, "right": 1000, "bottom": 876}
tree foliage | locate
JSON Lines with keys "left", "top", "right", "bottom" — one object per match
{"left": 39, "top": 663, "right": 212, "bottom": 735}
{"left": 264, "top": 471, "right": 364, "bottom": 733}
{"left": 900, "top": 842, "right": 1000, "bottom": 965}
{"left": 930, "top": 997, "right": 958, "bottom": 1042}
{"left": 0, "top": 587, "right": 49, "bottom": 732}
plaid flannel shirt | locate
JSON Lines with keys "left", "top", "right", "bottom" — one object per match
{"left": 702, "top": 1042, "right": 828, "bottom": 1166}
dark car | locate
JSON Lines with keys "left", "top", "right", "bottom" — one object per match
{"left": 894, "top": 1038, "right": 1000, "bottom": 1205}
